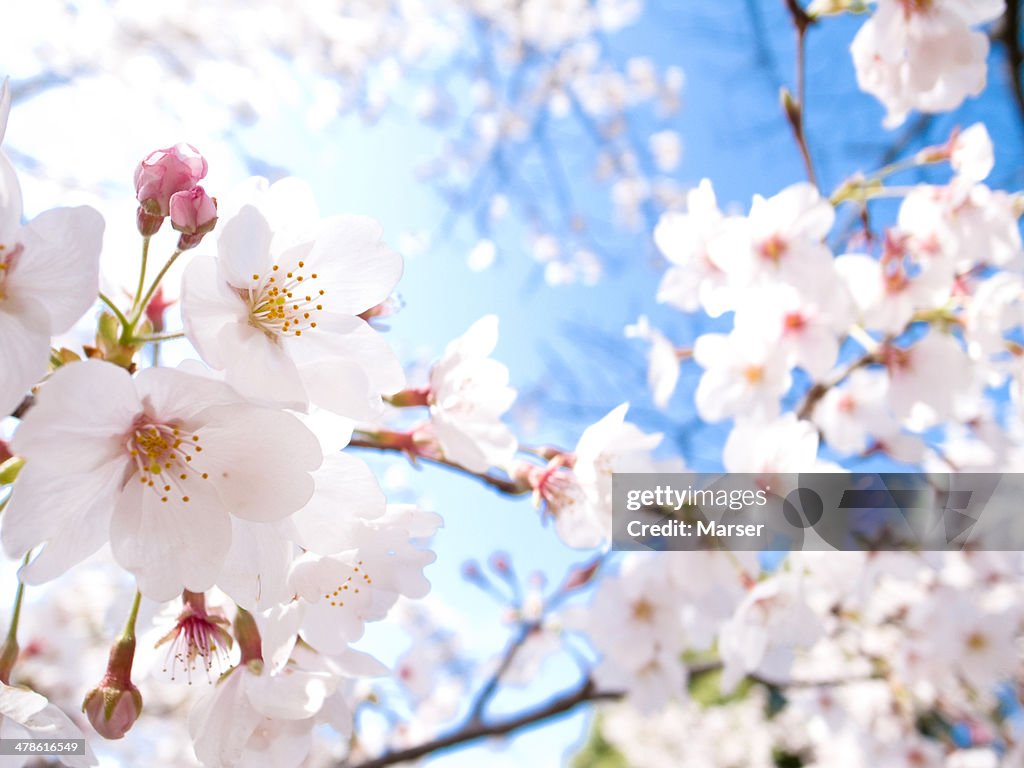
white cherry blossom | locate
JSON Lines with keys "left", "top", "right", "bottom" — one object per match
{"left": 654, "top": 179, "right": 732, "bottom": 316}
{"left": 181, "top": 203, "right": 405, "bottom": 419}
{"left": 693, "top": 331, "right": 791, "bottom": 422}
{"left": 424, "top": 315, "right": 517, "bottom": 473}
{"left": 1, "top": 360, "right": 322, "bottom": 600}
{"left": 850, "top": 0, "right": 1004, "bottom": 127}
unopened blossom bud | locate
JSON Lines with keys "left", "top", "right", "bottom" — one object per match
{"left": 134, "top": 143, "right": 207, "bottom": 218}
{"left": 82, "top": 634, "right": 142, "bottom": 739}
{"left": 386, "top": 387, "right": 431, "bottom": 407}
{"left": 82, "top": 680, "right": 143, "bottom": 740}
{"left": 169, "top": 187, "right": 218, "bottom": 247}
{"left": 562, "top": 557, "right": 602, "bottom": 591}
{"left": 136, "top": 202, "right": 164, "bottom": 237}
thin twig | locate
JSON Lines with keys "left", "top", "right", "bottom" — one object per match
{"left": 346, "top": 438, "right": 531, "bottom": 496}
{"left": 781, "top": 0, "right": 818, "bottom": 187}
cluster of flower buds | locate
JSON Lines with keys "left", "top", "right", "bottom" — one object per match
{"left": 134, "top": 143, "right": 217, "bottom": 249}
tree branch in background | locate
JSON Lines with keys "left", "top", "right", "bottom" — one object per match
{"left": 999, "top": 0, "right": 1024, "bottom": 127}
{"left": 348, "top": 433, "right": 532, "bottom": 496}
{"left": 781, "top": 0, "right": 818, "bottom": 187}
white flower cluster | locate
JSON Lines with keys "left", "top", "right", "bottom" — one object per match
{"left": 0, "top": 86, "right": 449, "bottom": 767}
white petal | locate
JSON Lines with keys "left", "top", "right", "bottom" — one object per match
{"left": 110, "top": 477, "right": 232, "bottom": 601}
{"left": 218, "top": 518, "right": 293, "bottom": 611}
{"left": 0, "top": 151, "right": 21, "bottom": 239}
{"left": 189, "top": 670, "right": 261, "bottom": 768}
{"left": 303, "top": 214, "right": 403, "bottom": 315}
{"left": 245, "top": 667, "right": 331, "bottom": 720}
{"left": 0, "top": 78, "right": 9, "bottom": 146}
{"left": 133, "top": 365, "right": 240, "bottom": 421}
{"left": 219, "top": 322, "right": 309, "bottom": 411}
{"left": 180, "top": 253, "right": 250, "bottom": 369}
{"left": 8, "top": 206, "right": 104, "bottom": 332}
{"left": 218, "top": 205, "right": 274, "bottom": 288}
{"left": 3, "top": 457, "right": 123, "bottom": 583}
{"left": 10, "top": 359, "right": 139, "bottom": 472}
{"left": 196, "top": 403, "right": 321, "bottom": 522}
{"left": 0, "top": 298, "right": 48, "bottom": 417}
{"left": 283, "top": 453, "right": 385, "bottom": 555}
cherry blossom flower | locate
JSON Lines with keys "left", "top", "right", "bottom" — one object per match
{"left": 0, "top": 682, "right": 97, "bottom": 767}
{"left": 0, "top": 88, "right": 104, "bottom": 417}
{"left": 882, "top": 332, "right": 974, "bottom": 423}
{"left": 189, "top": 659, "right": 334, "bottom": 768}
{"left": 733, "top": 284, "right": 852, "bottom": 379}
{"left": 1, "top": 360, "right": 322, "bottom": 600}
{"left": 850, "top": 0, "right": 1004, "bottom": 127}
{"left": 706, "top": 181, "right": 837, "bottom": 298}
{"left": 723, "top": 414, "right": 822, "bottom": 473}
{"left": 625, "top": 315, "right": 680, "bottom": 408}
{"left": 654, "top": 178, "right": 732, "bottom": 316}
{"left": 526, "top": 404, "right": 673, "bottom": 549}
{"left": 287, "top": 505, "right": 440, "bottom": 654}
{"left": 181, "top": 203, "right": 405, "bottom": 419}
{"left": 693, "top": 331, "right": 792, "bottom": 422}
{"left": 423, "top": 315, "right": 517, "bottom": 473}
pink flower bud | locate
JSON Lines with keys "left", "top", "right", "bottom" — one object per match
{"left": 82, "top": 683, "right": 143, "bottom": 740}
{"left": 134, "top": 144, "right": 207, "bottom": 218}
{"left": 170, "top": 187, "right": 218, "bottom": 235}
{"left": 83, "top": 632, "right": 142, "bottom": 740}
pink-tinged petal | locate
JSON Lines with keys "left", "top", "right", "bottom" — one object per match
{"left": 133, "top": 365, "right": 240, "bottom": 422}
{"left": 8, "top": 206, "right": 104, "bottom": 332}
{"left": 189, "top": 670, "right": 261, "bottom": 768}
{"left": 0, "top": 151, "right": 21, "bottom": 239}
{"left": 302, "top": 214, "right": 403, "bottom": 315}
{"left": 0, "top": 299, "right": 48, "bottom": 417}
{"left": 217, "top": 322, "right": 309, "bottom": 410}
{"left": 217, "top": 205, "right": 274, "bottom": 289}
{"left": 10, "top": 359, "right": 139, "bottom": 472}
{"left": 283, "top": 454, "right": 385, "bottom": 555}
{"left": 218, "top": 518, "right": 293, "bottom": 611}
{"left": 238, "top": 718, "right": 314, "bottom": 768}
{"left": 255, "top": 603, "right": 303, "bottom": 675}
{"left": 2, "top": 456, "right": 123, "bottom": 579}
{"left": 110, "top": 476, "right": 231, "bottom": 601}
{"left": 244, "top": 667, "right": 331, "bottom": 720}
{"left": 180, "top": 253, "right": 250, "bottom": 369}
{"left": 195, "top": 403, "right": 321, "bottom": 522}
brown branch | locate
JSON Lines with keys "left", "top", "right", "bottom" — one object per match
{"left": 346, "top": 437, "right": 532, "bottom": 496}
{"left": 346, "top": 678, "right": 620, "bottom": 768}
{"left": 999, "top": 0, "right": 1024, "bottom": 127}
{"left": 781, "top": 0, "right": 818, "bottom": 187}
{"left": 10, "top": 395, "right": 33, "bottom": 420}
{"left": 796, "top": 350, "right": 877, "bottom": 420}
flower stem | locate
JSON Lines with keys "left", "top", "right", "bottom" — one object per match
{"left": 123, "top": 590, "right": 142, "bottom": 642}
{"left": 131, "top": 236, "right": 151, "bottom": 317}
{"left": 0, "top": 552, "right": 31, "bottom": 684}
{"left": 98, "top": 292, "right": 131, "bottom": 331}
{"left": 127, "top": 249, "right": 182, "bottom": 337}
